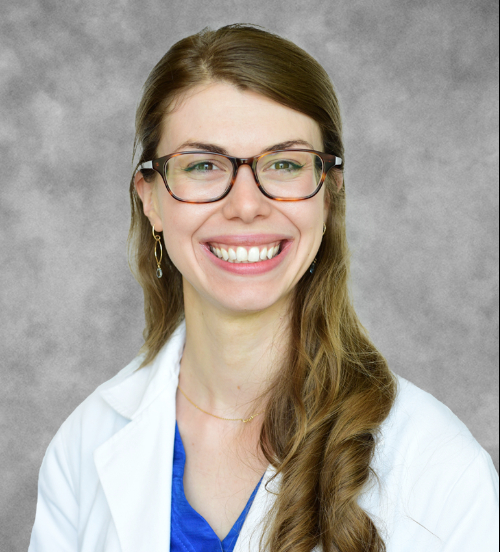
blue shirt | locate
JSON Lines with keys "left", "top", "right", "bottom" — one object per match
{"left": 170, "top": 423, "right": 262, "bottom": 552}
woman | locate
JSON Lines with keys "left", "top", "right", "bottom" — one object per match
{"left": 29, "top": 24, "right": 498, "bottom": 552}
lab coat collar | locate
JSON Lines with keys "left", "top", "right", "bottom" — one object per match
{"left": 234, "top": 465, "right": 279, "bottom": 552}
{"left": 93, "top": 322, "right": 185, "bottom": 552}
{"left": 98, "top": 321, "right": 186, "bottom": 420}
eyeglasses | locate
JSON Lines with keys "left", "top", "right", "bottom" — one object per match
{"left": 138, "top": 149, "right": 342, "bottom": 203}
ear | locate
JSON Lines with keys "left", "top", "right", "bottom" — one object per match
{"left": 324, "top": 172, "right": 343, "bottom": 222}
{"left": 323, "top": 184, "right": 331, "bottom": 224}
{"left": 334, "top": 171, "right": 344, "bottom": 193}
{"left": 134, "top": 171, "right": 164, "bottom": 232}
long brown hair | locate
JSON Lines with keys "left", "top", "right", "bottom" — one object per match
{"left": 128, "top": 24, "right": 396, "bottom": 552}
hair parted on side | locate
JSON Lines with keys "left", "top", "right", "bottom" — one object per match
{"left": 128, "top": 23, "right": 397, "bottom": 552}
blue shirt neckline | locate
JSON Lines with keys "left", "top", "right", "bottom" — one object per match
{"left": 171, "top": 421, "right": 263, "bottom": 552}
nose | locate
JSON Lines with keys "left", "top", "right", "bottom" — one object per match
{"left": 221, "top": 163, "right": 272, "bottom": 223}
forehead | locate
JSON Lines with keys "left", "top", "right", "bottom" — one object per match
{"left": 158, "top": 82, "right": 323, "bottom": 156}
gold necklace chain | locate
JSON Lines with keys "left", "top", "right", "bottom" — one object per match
{"left": 177, "top": 385, "right": 263, "bottom": 423}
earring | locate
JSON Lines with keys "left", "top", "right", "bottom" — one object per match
{"left": 152, "top": 226, "right": 163, "bottom": 278}
{"left": 309, "top": 224, "right": 326, "bottom": 274}
{"left": 309, "top": 258, "right": 317, "bottom": 274}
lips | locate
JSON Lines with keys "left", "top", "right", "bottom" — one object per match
{"left": 201, "top": 234, "right": 292, "bottom": 274}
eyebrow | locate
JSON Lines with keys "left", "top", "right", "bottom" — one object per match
{"left": 174, "top": 139, "right": 316, "bottom": 156}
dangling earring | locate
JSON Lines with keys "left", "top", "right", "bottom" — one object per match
{"left": 309, "top": 258, "right": 317, "bottom": 274}
{"left": 152, "top": 226, "right": 163, "bottom": 278}
{"left": 309, "top": 223, "right": 326, "bottom": 274}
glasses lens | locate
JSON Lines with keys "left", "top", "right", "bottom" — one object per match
{"left": 165, "top": 153, "right": 232, "bottom": 201}
{"left": 256, "top": 151, "right": 323, "bottom": 199}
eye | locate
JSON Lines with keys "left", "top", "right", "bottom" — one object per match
{"left": 269, "top": 160, "right": 303, "bottom": 171}
{"left": 184, "top": 161, "right": 221, "bottom": 173}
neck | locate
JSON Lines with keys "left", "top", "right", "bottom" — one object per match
{"left": 179, "top": 279, "right": 291, "bottom": 420}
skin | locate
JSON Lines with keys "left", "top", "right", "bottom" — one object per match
{"left": 135, "top": 82, "right": 339, "bottom": 539}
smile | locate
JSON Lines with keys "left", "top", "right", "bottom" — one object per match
{"left": 208, "top": 242, "right": 282, "bottom": 263}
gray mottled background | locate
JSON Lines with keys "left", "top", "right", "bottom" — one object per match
{"left": 1, "top": 0, "right": 498, "bottom": 549}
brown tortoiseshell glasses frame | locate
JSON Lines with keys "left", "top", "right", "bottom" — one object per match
{"left": 138, "top": 149, "right": 343, "bottom": 203}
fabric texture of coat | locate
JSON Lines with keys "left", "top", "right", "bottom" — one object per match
{"left": 29, "top": 322, "right": 499, "bottom": 551}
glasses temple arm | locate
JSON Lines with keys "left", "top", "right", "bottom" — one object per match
{"left": 324, "top": 156, "right": 343, "bottom": 174}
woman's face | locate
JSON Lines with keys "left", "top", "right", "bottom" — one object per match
{"left": 136, "top": 82, "right": 332, "bottom": 316}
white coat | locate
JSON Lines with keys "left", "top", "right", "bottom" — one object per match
{"left": 29, "top": 322, "right": 499, "bottom": 552}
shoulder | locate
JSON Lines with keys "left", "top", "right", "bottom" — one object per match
{"left": 52, "top": 322, "right": 185, "bottom": 455}
{"left": 374, "top": 374, "right": 489, "bottom": 482}
{"left": 46, "top": 355, "right": 150, "bottom": 468}
{"left": 366, "top": 374, "right": 499, "bottom": 549}
{"left": 31, "top": 353, "right": 151, "bottom": 534}
{"left": 381, "top": 375, "right": 484, "bottom": 463}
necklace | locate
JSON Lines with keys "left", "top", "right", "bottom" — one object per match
{"left": 177, "top": 385, "right": 264, "bottom": 423}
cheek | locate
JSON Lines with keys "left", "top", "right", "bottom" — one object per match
{"left": 162, "top": 233, "right": 183, "bottom": 267}
{"left": 159, "top": 205, "right": 190, "bottom": 264}
{"left": 285, "top": 199, "right": 325, "bottom": 234}
{"left": 158, "top": 203, "right": 209, "bottom": 268}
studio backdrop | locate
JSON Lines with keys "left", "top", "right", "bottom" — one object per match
{"left": 0, "top": 1, "right": 498, "bottom": 551}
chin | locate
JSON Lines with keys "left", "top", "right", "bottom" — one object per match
{"left": 208, "top": 289, "right": 291, "bottom": 316}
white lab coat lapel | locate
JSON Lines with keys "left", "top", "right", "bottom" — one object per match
{"left": 234, "top": 466, "right": 278, "bottom": 552}
{"left": 93, "top": 325, "right": 184, "bottom": 552}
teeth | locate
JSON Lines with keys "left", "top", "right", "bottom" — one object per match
{"left": 210, "top": 242, "right": 282, "bottom": 263}
{"left": 236, "top": 247, "right": 248, "bottom": 262}
{"left": 248, "top": 247, "right": 260, "bottom": 262}
{"left": 267, "top": 245, "right": 279, "bottom": 259}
